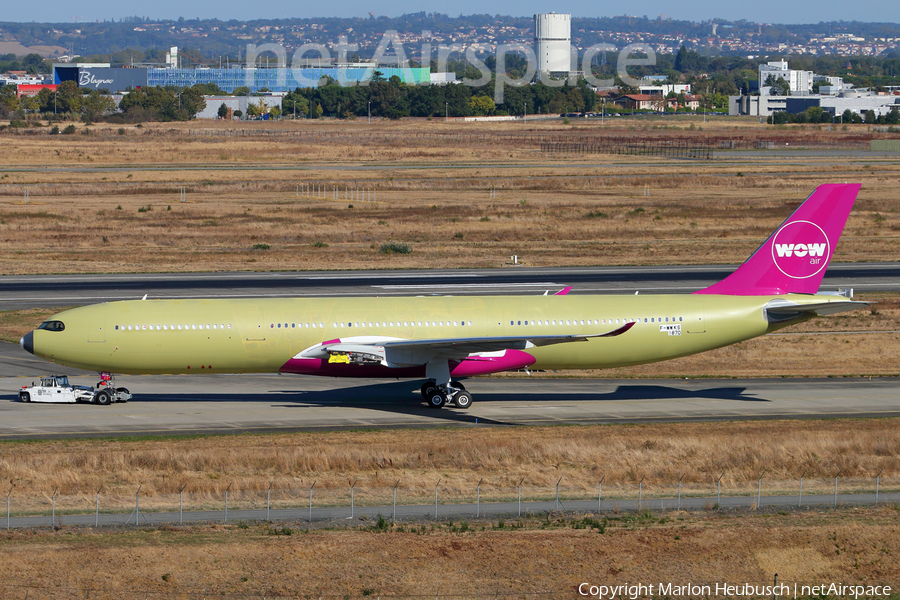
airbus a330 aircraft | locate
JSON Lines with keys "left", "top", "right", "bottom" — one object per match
{"left": 21, "top": 183, "right": 866, "bottom": 409}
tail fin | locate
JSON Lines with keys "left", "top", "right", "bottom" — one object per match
{"left": 695, "top": 183, "right": 859, "bottom": 296}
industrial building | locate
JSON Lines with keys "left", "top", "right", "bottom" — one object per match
{"left": 759, "top": 60, "right": 813, "bottom": 95}
{"left": 53, "top": 63, "right": 433, "bottom": 94}
{"left": 732, "top": 58, "right": 900, "bottom": 118}
{"left": 195, "top": 96, "right": 284, "bottom": 119}
{"left": 729, "top": 91, "right": 900, "bottom": 118}
{"left": 534, "top": 12, "right": 572, "bottom": 76}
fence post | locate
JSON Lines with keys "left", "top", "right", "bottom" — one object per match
{"left": 350, "top": 480, "right": 357, "bottom": 519}
{"left": 834, "top": 469, "right": 843, "bottom": 508}
{"left": 309, "top": 481, "right": 316, "bottom": 524}
{"left": 639, "top": 476, "right": 645, "bottom": 509}
{"left": 6, "top": 486, "right": 11, "bottom": 530}
{"left": 267, "top": 482, "right": 273, "bottom": 521}
{"left": 225, "top": 483, "right": 233, "bottom": 523}
{"left": 95, "top": 486, "right": 102, "bottom": 528}
{"left": 518, "top": 477, "right": 525, "bottom": 517}
{"left": 716, "top": 473, "right": 723, "bottom": 508}
{"left": 393, "top": 480, "right": 400, "bottom": 522}
{"left": 180, "top": 483, "right": 187, "bottom": 525}
{"left": 799, "top": 471, "right": 807, "bottom": 507}
{"left": 128, "top": 485, "right": 143, "bottom": 527}
{"left": 555, "top": 477, "right": 562, "bottom": 511}
{"left": 476, "top": 478, "right": 483, "bottom": 518}
{"left": 598, "top": 475, "right": 605, "bottom": 511}
{"left": 757, "top": 470, "right": 766, "bottom": 510}
{"left": 677, "top": 474, "right": 685, "bottom": 510}
{"left": 434, "top": 479, "right": 441, "bottom": 519}
{"left": 875, "top": 469, "right": 883, "bottom": 505}
{"left": 51, "top": 487, "right": 58, "bottom": 529}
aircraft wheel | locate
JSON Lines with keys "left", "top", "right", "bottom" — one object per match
{"left": 19, "top": 392, "right": 30, "bottom": 403}
{"left": 95, "top": 391, "right": 112, "bottom": 406}
{"left": 455, "top": 382, "right": 467, "bottom": 391}
{"left": 117, "top": 387, "right": 130, "bottom": 402}
{"left": 427, "top": 392, "right": 446, "bottom": 409}
{"left": 421, "top": 381, "right": 437, "bottom": 399}
{"left": 453, "top": 391, "right": 473, "bottom": 409}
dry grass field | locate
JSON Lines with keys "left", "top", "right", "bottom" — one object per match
{"left": 1, "top": 507, "right": 899, "bottom": 600}
{"left": 1, "top": 117, "right": 898, "bottom": 596}
{"left": 0, "top": 119, "right": 897, "bottom": 274}
{"left": 1, "top": 419, "right": 898, "bottom": 514}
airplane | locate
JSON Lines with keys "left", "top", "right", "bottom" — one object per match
{"left": 20, "top": 183, "right": 867, "bottom": 409}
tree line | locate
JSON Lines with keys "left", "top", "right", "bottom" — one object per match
{"left": 283, "top": 74, "right": 597, "bottom": 120}
{"left": 0, "top": 80, "right": 206, "bottom": 122}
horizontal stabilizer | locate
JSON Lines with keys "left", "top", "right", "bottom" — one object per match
{"left": 765, "top": 299, "right": 870, "bottom": 318}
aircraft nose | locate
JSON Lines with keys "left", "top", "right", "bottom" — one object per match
{"left": 20, "top": 331, "right": 34, "bottom": 355}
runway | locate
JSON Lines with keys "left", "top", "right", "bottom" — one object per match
{"left": 1, "top": 349, "right": 897, "bottom": 439}
{"left": 0, "top": 262, "right": 896, "bottom": 309}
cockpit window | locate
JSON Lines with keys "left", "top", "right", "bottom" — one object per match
{"left": 37, "top": 321, "right": 65, "bottom": 332}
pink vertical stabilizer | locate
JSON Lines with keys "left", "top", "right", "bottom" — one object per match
{"left": 695, "top": 184, "right": 859, "bottom": 296}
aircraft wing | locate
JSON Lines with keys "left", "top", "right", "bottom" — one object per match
{"left": 303, "top": 322, "right": 635, "bottom": 366}
{"left": 379, "top": 321, "right": 634, "bottom": 357}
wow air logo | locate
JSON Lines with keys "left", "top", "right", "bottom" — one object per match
{"left": 770, "top": 220, "right": 830, "bottom": 279}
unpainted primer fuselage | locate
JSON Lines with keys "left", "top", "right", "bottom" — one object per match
{"left": 29, "top": 293, "right": 822, "bottom": 376}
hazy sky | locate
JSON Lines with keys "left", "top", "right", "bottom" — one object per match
{"left": 5, "top": 0, "right": 899, "bottom": 25}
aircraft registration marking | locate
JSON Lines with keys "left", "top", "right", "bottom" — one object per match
{"left": 660, "top": 324, "right": 682, "bottom": 336}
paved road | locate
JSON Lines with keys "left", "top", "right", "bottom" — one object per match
{"left": 0, "top": 263, "right": 895, "bottom": 309}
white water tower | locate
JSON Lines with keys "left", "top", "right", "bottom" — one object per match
{"left": 534, "top": 12, "right": 571, "bottom": 75}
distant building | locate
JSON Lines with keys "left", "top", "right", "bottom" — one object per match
{"left": 1, "top": 73, "right": 46, "bottom": 87}
{"left": 534, "top": 13, "right": 571, "bottom": 75}
{"left": 195, "top": 95, "right": 283, "bottom": 119}
{"left": 759, "top": 60, "right": 813, "bottom": 95}
{"left": 729, "top": 92, "right": 900, "bottom": 118}
{"left": 614, "top": 94, "right": 665, "bottom": 111}
{"left": 638, "top": 81, "right": 691, "bottom": 96}
{"left": 53, "top": 63, "right": 432, "bottom": 94}
{"left": 731, "top": 58, "right": 899, "bottom": 118}
{"left": 15, "top": 84, "right": 57, "bottom": 97}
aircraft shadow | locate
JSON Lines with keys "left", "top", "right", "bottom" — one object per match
{"left": 0, "top": 381, "right": 765, "bottom": 428}
{"left": 2, "top": 381, "right": 763, "bottom": 406}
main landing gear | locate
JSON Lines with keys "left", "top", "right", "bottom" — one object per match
{"left": 420, "top": 380, "right": 472, "bottom": 409}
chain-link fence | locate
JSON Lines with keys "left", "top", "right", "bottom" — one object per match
{"left": 4, "top": 472, "right": 897, "bottom": 530}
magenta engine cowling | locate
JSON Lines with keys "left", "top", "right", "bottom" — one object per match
{"left": 279, "top": 349, "right": 536, "bottom": 378}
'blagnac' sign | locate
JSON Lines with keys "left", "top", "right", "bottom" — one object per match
{"left": 76, "top": 68, "right": 148, "bottom": 91}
